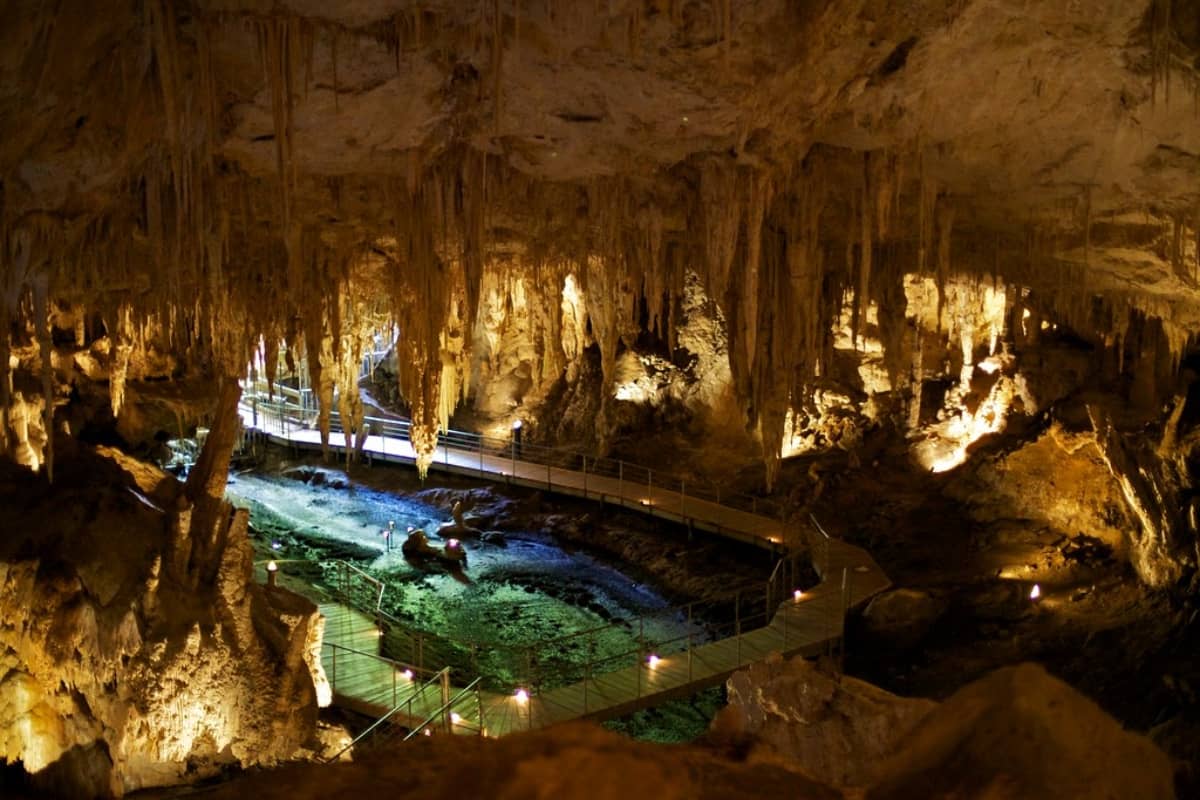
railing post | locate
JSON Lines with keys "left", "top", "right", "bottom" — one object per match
{"left": 584, "top": 629, "right": 592, "bottom": 714}
{"left": 547, "top": 461, "right": 551, "bottom": 490}
{"left": 840, "top": 567, "right": 851, "bottom": 672}
{"left": 477, "top": 686, "right": 485, "bottom": 736}
{"left": 441, "top": 669, "right": 451, "bottom": 732}
{"left": 687, "top": 603, "right": 693, "bottom": 683}
{"left": 392, "top": 665, "right": 397, "bottom": 708}
{"left": 735, "top": 591, "right": 742, "bottom": 664}
{"left": 582, "top": 456, "right": 588, "bottom": 499}
{"left": 637, "top": 615, "right": 644, "bottom": 699}
{"left": 618, "top": 461, "right": 623, "bottom": 500}
{"left": 783, "top": 594, "right": 789, "bottom": 648}
{"left": 478, "top": 437, "right": 483, "bottom": 477}
{"left": 680, "top": 479, "right": 685, "bottom": 516}
{"left": 332, "top": 645, "right": 337, "bottom": 693}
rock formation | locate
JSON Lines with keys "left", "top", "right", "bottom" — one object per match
{"left": 2, "top": 0, "right": 1200, "bottom": 791}
{"left": 716, "top": 653, "right": 938, "bottom": 787}
{"left": 716, "top": 655, "right": 1176, "bottom": 798}
{"left": 118, "top": 661, "right": 1177, "bottom": 799}
{"left": 867, "top": 662, "right": 1177, "bottom": 799}
{"left": 0, "top": 442, "right": 326, "bottom": 797}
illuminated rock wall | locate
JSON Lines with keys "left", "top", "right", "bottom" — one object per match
{"left": 0, "top": 445, "right": 324, "bottom": 797}
{"left": 3, "top": 2, "right": 1200, "bottom": 581}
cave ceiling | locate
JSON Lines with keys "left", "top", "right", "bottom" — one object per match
{"left": 2, "top": 0, "right": 1200, "bottom": 474}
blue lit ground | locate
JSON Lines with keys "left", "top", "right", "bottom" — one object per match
{"left": 226, "top": 458, "right": 770, "bottom": 742}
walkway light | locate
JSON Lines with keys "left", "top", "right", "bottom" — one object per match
{"left": 266, "top": 560, "right": 278, "bottom": 588}
{"left": 514, "top": 688, "right": 529, "bottom": 704}
{"left": 400, "top": 669, "right": 413, "bottom": 681}
{"left": 647, "top": 654, "right": 661, "bottom": 669}
{"left": 450, "top": 712, "right": 463, "bottom": 725}
{"left": 1030, "top": 584, "right": 1041, "bottom": 601}
{"left": 793, "top": 589, "right": 803, "bottom": 601}
{"left": 511, "top": 419, "right": 523, "bottom": 473}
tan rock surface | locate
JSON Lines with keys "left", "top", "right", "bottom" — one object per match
{"left": 717, "top": 654, "right": 937, "bottom": 787}
{"left": 148, "top": 721, "right": 840, "bottom": 800}
{"left": 0, "top": 445, "right": 323, "bottom": 797}
{"left": 867, "top": 662, "right": 1176, "bottom": 800}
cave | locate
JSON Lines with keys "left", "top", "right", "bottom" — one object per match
{"left": 2, "top": 1, "right": 1199, "bottom": 798}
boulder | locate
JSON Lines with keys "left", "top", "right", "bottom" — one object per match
{"left": 159, "top": 722, "right": 841, "bottom": 800}
{"left": 715, "top": 654, "right": 936, "bottom": 787}
{"left": 867, "top": 663, "right": 1175, "bottom": 800}
{"left": 862, "top": 588, "right": 947, "bottom": 649}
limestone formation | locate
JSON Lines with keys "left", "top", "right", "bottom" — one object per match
{"left": 716, "top": 653, "right": 938, "bottom": 787}
{"left": 0, "top": 445, "right": 325, "bottom": 797}
{"left": 867, "top": 663, "right": 1177, "bottom": 800}
{"left": 2, "top": 1, "right": 1200, "bottom": 790}
{"left": 2, "top": 1, "right": 1200, "bottom": 489}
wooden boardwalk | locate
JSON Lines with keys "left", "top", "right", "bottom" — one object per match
{"left": 239, "top": 401, "right": 789, "bottom": 552}
{"left": 319, "top": 535, "right": 889, "bottom": 736}
{"left": 242, "top": 395, "right": 891, "bottom": 735}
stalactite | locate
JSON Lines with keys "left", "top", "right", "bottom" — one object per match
{"left": 699, "top": 158, "right": 741, "bottom": 303}
{"left": 918, "top": 164, "right": 938, "bottom": 275}
{"left": 331, "top": 26, "right": 339, "bottom": 112}
{"left": 740, "top": 171, "right": 771, "bottom": 375}
{"left": 0, "top": 302, "right": 9, "bottom": 456}
{"left": 110, "top": 305, "right": 134, "bottom": 420}
{"left": 855, "top": 153, "right": 873, "bottom": 349}
{"left": 33, "top": 280, "right": 53, "bottom": 483}
{"left": 935, "top": 201, "right": 956, "bottom": 331}
{"left": 1150, "top": 0, "right": 1172, "bottom": 106}
{"left": 492, "top": 0, "right": 503, "bottom": 132}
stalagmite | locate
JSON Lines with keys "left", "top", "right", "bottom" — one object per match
{"left": 182, "top": 378, "right": 244, "bottom": 587}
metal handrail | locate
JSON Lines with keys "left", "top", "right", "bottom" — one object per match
{"left": 324, "top": 554, "right": 774, "bottom": 647}
{"left": 334, "top": 560, "right": 386, "bottom": 615}
{"left": 402, "top": 677, "right": 484, "bottom": 741}
{"left": 322, "top": 641, "right": 433, "bottom": 681}
{"left": 240, "top": 381, "right": 784, "bottom": 521}
{"left": 323, "top": 666, "right": 452, "bottom": 761}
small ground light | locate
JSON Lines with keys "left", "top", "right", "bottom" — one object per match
{"left": 647, "top": 654, "right": 661, "bottom": 669}
{"left": 514, "top": 688, "right": 529, "bottom": 704}
{"left": 423, "top": 728, "right": 432, "bottom": 736}
{"left": 450, "top": 712, "right": 462, "bottom": 724}
{"left": 271, "top": 540, "right": 281, "bottom": 550}
{"left": 400, "top": 669, "right": 413, "bottom": 680}
{"left": 1030, "top": 584, "right": 1042, "bottom": 601}
{"left": 266, "top": 560, "right": 278, "bottom": 588}
{"left": 793, "top": 589, "right": 803, "bottom": 601}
